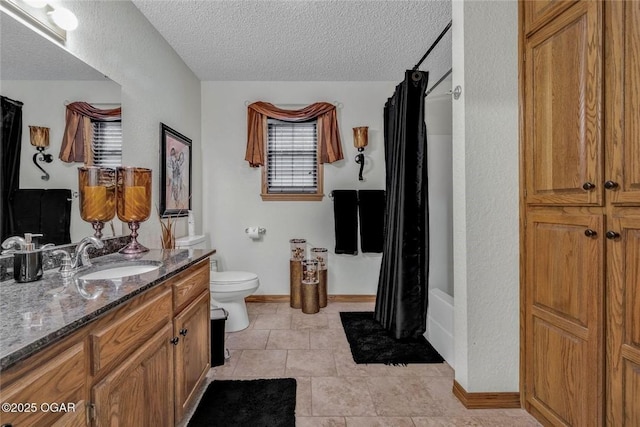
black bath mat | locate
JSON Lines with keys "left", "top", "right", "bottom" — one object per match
{"left": 340, "top": 311, "right": 444, "bottom": 365}
{"left": 188, "top": 378, "right": 296, "bottom": 427}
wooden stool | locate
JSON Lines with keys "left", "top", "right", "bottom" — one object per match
{"left": 289, "top": 260, "right": 302, "bottom": 308}
{"left": 301, "top": 282, "right": 319, "bottom": 314}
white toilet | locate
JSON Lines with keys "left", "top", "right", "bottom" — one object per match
{"left": 175, "top": 235, "right": 260, "bottom": 332}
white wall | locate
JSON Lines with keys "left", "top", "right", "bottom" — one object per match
{"left": 452, "top": 0, "right": 519, "bottom": 392}
{"left": 202, "top": 82, "right": 389, "bottom": 295}
{"left": 202, "top": 81, "right": 452, "bottom": 296}
{"left": 1, "top": 80, "right": 122, "bottom": 242}
{"left": 56, "top": 0, "right": 202, "bottom": 246}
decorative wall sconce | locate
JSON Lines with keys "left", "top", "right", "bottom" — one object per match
{"left": 353, "top": 126, "right": 369, "bottom": 181}
{"left": 30, "top": 125, "right": 53, "bottom": 181}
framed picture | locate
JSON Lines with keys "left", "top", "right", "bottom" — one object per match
{"left": 160, "top": 123, "right": 192, "bottom": 217}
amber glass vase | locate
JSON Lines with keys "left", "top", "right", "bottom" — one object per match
{"left": 116, "top": 167, "right": 152, "bottom": 254}
{"left": 78, "top": 167, "right": 116, "bottom": 239}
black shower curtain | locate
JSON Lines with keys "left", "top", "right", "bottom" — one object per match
{"left": 374, "top": 70, "right": 429, "bottom": 340}
{"left": 1, "top": 96, "right": 23, "bottom": 242}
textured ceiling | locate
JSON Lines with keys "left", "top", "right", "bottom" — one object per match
{"left": 0, "top": 11, "right": 108, "bottom": 80}
{"left": 132, "top": 0, "right": 452, "bottom": 83}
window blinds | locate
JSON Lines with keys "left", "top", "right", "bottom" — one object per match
{"left": 267, "top": 120, "right": 318, "bottom": 194}
{"left": 91, "top": 120, "right": 122, "bottom": 167}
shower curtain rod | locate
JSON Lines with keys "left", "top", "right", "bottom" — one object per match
{"left": 425, "top": 68, "right": 452, "bottom": 98}
{"left": 412, "top": 20, "right": 452, "bottom": 71}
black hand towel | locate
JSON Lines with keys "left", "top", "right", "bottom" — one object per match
{"left": 332, "top": 190, "right": 358, "bottom": 255}
{"left": 10, "top": 189, "right": 72, "bottom": 245}
{"left": 358, "top": 190, "right": 385, "bottom": 253}
{"left": 9, "top": 189, "right": 43, "bottom": 237}
{"left": 40, "top": 189, "right": 72, "bottom": 245}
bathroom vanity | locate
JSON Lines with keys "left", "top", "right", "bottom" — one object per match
{"left": 0, "top": 249, "right": 214, "bottom": 426}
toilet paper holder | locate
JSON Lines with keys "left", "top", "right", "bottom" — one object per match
{"left": 245, "top": 227, "right": 266, "bottom": 235}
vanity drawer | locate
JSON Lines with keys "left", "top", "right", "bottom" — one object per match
{"left": 90, "top": 289, "right": 172, "bottom": 375}
{"left": 172, "top": 260, "right": 209, "bottom": 313}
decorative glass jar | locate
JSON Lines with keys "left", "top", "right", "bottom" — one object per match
{"left": 289, "top": 238, "right": 307, "bottom": 261}
{"left": 301, "top": 259, "right": 319, "bottom": 285}
{"left": 78, "top": 166, "right": 116, "bottom": 239}
{"left": 310, "top": 247, "right": 328, "bottom": 270}
{"left": 116, "top": 167, "right": 152, "bottom": 253}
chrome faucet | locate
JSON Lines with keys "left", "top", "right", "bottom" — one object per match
{"left": 54, "top": 236, "right": 105, "bottom": 273}
{"left": 73, "top": 236, "right": 104, "bottom": 269}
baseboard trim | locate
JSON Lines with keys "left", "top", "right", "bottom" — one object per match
{"left": 245, "top": 295, "right": 376, "bottom": 303}
{"left": 245, "top": 295, "right": 289, "bottom": 303}
{"left": 452, "top": 380, "right": 521, "bottom": 409}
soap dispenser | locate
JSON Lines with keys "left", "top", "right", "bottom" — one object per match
{"left": 1, "top": 233, "right": 45, "bottom": 283}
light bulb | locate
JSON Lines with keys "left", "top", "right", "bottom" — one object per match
{"left": 23, "top": 0, "right": 48, "bottom": 8}
{"left": 49, "top": 7, "right": 78, "bottom": 31}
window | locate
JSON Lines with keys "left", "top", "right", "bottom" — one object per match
{"left": 262, "top": 118, "right": 323, "bottom": 201}
{"left": 91, "top": 119, "right": 122, "bottom": 167}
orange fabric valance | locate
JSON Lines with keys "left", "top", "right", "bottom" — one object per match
{"left": 59, "top": 102, "right": 121, "bottom": 163}
{"left": 245, "top": 101, "right": 344, "bottom": 167}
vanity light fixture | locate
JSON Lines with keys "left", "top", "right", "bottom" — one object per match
{"left": 0, "top": 0, "right": 78, "bottom": 43}
{"left": 22, "top": 0, "right": 46, "bottom": 7}
{"left": 48, "top": 6, "right": 77, "bottom": 31}
{"left": 30, "top": 125, "right": 53, "bottom": 181}
{"left": 353, "top": 126, "right": 369, "bottom": 181}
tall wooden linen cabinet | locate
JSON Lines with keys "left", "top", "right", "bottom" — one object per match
{"left": 520, "top": 1, "right": 640, "bottom": 426}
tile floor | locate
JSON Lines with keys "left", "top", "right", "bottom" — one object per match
{"left": 193, "top": 302, "right": 542, "bottom": 427}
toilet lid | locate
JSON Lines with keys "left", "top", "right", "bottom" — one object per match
{"left": 211, "top": 271, "right": 258, "bottom": 284}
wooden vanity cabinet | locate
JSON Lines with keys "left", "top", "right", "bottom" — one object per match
{"left": 0, "top": 258, "right": 211, "bottom": 427}
{"left": 171, "top": 261, "right": 211, "bottom": 422}
{"left": 92, "top": 324, "right": 174, "bottom": 427}
{"left": 89, "top": 286, "right": 174, "bottom": 427}
{"left": 0, "top": 339, "right": 87, "bottom": 427}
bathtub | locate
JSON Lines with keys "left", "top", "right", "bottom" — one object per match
{"left": 425, "top": 288, "right": 454, "bottom": 367}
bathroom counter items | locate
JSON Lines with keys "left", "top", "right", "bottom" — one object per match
{"left": 0, "top": 248, "right": 214, "bottom": 371}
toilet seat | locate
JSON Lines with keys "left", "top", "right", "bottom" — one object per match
{"left": 210, "top": 271, "right": 258, "bottom": 284}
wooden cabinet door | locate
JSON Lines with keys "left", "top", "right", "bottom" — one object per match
{"left": 0, "top": 343, "right": 86, "bottom": 427}
{"left": 524, "top": 209, "right": 604, "bottom": 426}
{"left": 524, "top": 1, "right": 603, "bottom": 206}
{"left": 523, "top": 0, "right": 577, "bottom": 35}
{"left": 606, "top": 209, "right": 640, "bottom": 426}
{"left": 92, "top": 324, "right": 174, "bottom": 427}
{"left": 605, "top": 1, "right": 640, "bottom": 206}
{"left": 174, "top": 290, "right": 210, "bottom": 422}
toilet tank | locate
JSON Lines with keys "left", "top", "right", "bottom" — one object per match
{"left": 175, "top": 234, "right": 207, "bottom": 250}
{"left": 175, "top": 235, "right": 218, "bottom": 271}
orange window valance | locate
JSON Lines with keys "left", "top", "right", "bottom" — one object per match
{"left": 59, "top": 101, "right": 121, "bottom": 163}
{"left": 245, "top": 101, "right": 344, "bottom": 167}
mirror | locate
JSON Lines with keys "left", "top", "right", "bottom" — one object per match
{"left": 1, "top": 11, "right": 122, "bottom": 248}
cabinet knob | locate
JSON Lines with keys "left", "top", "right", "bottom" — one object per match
{"left": 604, "top": 180, "right": 619, "bottom": 190}
{"left": 584, "top": 229, "right": 597, "bottom": 238}
{"left": 606, "top": 231, "right": 620, "bottom": 240}
{"left": 170, "top": 337, "right": 179, "bottom": 345}
{"left": 582, "top": 182, "right": 596, "bottom": 191}
{"left": 179, "top": 328, "right": 188, "bottom": 336}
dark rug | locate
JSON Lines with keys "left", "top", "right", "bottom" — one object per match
{"left": 340, "top": 311, "right": 445, "bottom": 365}
{"left": 188, "top": 378, "right": 296, "bottom": 427}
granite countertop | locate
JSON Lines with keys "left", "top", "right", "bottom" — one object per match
{"left": 0, "top": 248, "right": 214, "bottom": 372}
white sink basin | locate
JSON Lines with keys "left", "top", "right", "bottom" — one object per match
{"left": 78, "top": 264, "right": 161, "bottom": 281}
